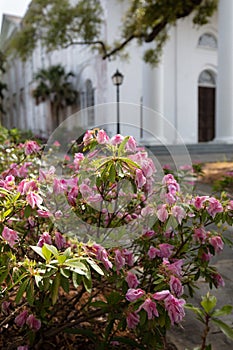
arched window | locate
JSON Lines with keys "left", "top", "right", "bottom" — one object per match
{"left": 198, "top": 70, "right": 216, "bottom": 87}
{"left": 198, "top": 33, "right": 217, "bottom": 49}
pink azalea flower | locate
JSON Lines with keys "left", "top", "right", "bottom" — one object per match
{"left": 143, "top": 229, "right": 156, "bottom": 238}
{"left": 209, "top": 235, "right": 224, "bottom": 253}
{"left": 162, "top": 174, "right": 176, "bottom": 185}
{"left": 93, "top": 244, "right": 112, "bottom": 270}
{"left": 193, "top": 196, "right": 208, "bottom": 210}
{"left": 18, "top": 162, "right": 32, "bottom": 177}
{"left": 179, "top": 164, "right": 193, "bottom": 171}
{"left": 169, "top": 276, "right": 184, "bottom": 297}
{"left": 26, "top": 192, "right": 43, "bottom": 209}
{"left": 53, "top": 178, "right": 67, "bottom": 194}
{"left": 163, "top": 259, "right": 183, "bottom": 277}
{"left": 37, "top": 232, "right": 52, "bottom": 247}
{"left": 135, "top": 169, "right": 147, "bottom": 188}
{"left": 126, "top": 288, "right": 145, "bottom": 302}
{"left": 111, "top": 134, "right": 124, "bottom": 145}
{"left": 165, "top": 193, "right": 176, "bottom": 205}
{"left": 126, "top": 311, "right": 140, "bottom": 329}
{"left": 164, "top": 294, "right": 186, "bottom": 325}
{"left": 53, "top": 141, "right": 61, "bottom": 147}
{"left": 37, "top": 209, "right": 51, "bottom": 218}
{"left": 212, "top": 273, "right": 225, "bottom": 288}
{"left": 141, "top": 206, "right": 155, "bottom": 217}
{"left": 157, "top": 204, "right": 169, "bottom": 222}
{"left": 15, "top": 310, "right": 28, "bottom": 327}
{"left": 17, "top": 346, "right": 29, "bottom": 350}
{"left": 137, "top": 298, "right": 159, "bottom": 319}
{"left": 54, "top": 232, "right": 66, "bottom": 249}
{"left": 24, "top": 141, "right": 40, "bottom": 155}
{"left": 2, "top": 227, "right": 19, "bottom": 248}
{"left": 122, "top": 249, "right": 134, "bottom": 266}
{"left": 201, "top": 251, "right": 212, "bottom": 261}
{"left": 148, "top": 246, "right": 160, "bottom": 259}
{"left": 67, "top": 186, "right": 79, "bottom": 206}
{"left": 73, "top": 152, "right": 85, "bottom": 169}
{"left": 126, "top": 272, "right": 139, "bottom": 288}
{"left": 141, "top": 158, "right": 156, "bottom": 178}
{"left": 79, "top": 183, "right": 93, "bottom": 198}
{"left": 115, "top": 249, "right": 126, "bottom": 271}
{"left": 1, "top": 301, "right": 11, "bottom": 315}
{"left": 171, "top": 205, "right": 186, "bottom": 225}
{"left": 83, "top": 130, "right": 93, "bottom": 145}
{"left": 193, "top": 227, "right": 207, "bottom": 243}
{"left": 18, "top": 179, "right": 38, "bottom": 195}
{"left": 158, "top": 243, "right": 174, "bottom": 258}
{"left": 96, "top": 129, "right": 109, "bottom": 144}
{"left": 227, "top": 200, "right": 233, "bottom": 210}
{"left": 26, "top": 314, "right": 41, "bottom": 331}
{"left": 125, "top": 136, "right": 137, "bottom": 152}
{"left": 4, "top": 175, "right": 15, "bottom": 190}
{"left": 207, "top": 197, "right": 223, "bottom": 218}
{"left": 153, "top": 290, "right": 171, "bottom": 301}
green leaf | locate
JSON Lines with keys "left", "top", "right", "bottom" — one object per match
{"left": 65, "top": 259, "right": 88, "bottom": 275}
{"left": 109, "top": 163, "right": 116, "bottom": 183}
{"left": 86, "top": 258, "right": 104, "bottom": 275}
{"left": 3, "top": 208, "right": 13, "bottom": 218}
{"left": 15, "top": 278, "right": 29, "bottom": 304}
{"left": 201, "top": 293, "right": 217, "bottom": 314}
{"left": 185, "top": 303, "right": 205, "bottom": 321}
{"left": 26, "top": 279, "right": 35, "bottom": 306}
{"left": 42, "top": 244, "right": 52, "bottom": 261}
{"left": 212, "top": 318, "right": 233, "bottom": 340}
{"left": 118, "top": 136, "right": 130, "bottom": 156}
{"left": 60, "top": 268, "right": 70, "bottom": 278}
{"left": 57, "top": 254, "right": 67, "bottom": 264}
{"left": 0, "top": 268, "right": 8, "bottom": 284}
{"left": 60, "top": 274, "right": 70, "bottom": 293}
{"left": 51, "top": 272, "right": 60, "bottom": 305}
{"left": 63, "top": 247, "right": 72, "bottom": 258}
{"left": 24, "top": 205, "right": 32, "bottom": 218}
{"left": 44, "top": 243, "right": 58, "bottom": 258}
{"left": 212, "top": 305, "right": 233, "bottom": 317}
{"left": 72, "top": 271, "right": 82, "bottom": 288}
{"left": 30, "top": 245, "right": 46, "bottom": 260}
{"left": 82, "top": 275, "right": 92, "bottom": 293}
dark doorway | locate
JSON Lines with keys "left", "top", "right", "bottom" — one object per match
{"left": 198, "top": 86, "right": 215, "bottom": 142}
{"left": 198, "top": 70, "right": 216, "bottom": 142}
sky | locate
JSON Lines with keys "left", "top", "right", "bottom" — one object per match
{"left": 0, "top": 0, "right": 31, "bottom": 30}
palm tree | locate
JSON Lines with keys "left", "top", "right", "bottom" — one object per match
{"left": 32, "top": 64, "right": 78, "bottom": 130}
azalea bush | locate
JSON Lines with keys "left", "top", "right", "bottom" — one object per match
{"left": 0, "top": 127, "right": 233, "bottom": 349}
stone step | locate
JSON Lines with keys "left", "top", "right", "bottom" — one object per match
{"left": 146, "top": 143, "right": 233, "bottom": 156}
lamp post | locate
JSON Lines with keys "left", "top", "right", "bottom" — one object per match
{"left": 111, "top": 69, "right": 124, "bottom": 134}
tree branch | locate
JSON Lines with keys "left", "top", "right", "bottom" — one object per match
{"left": 102, "top": 34, "right": 136, "bottom": 60}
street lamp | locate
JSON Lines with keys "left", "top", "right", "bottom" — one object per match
{"left": 111, "top": 69, "right": 124, "bottom": 134}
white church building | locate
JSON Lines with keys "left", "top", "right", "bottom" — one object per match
{"left": 0, "top": 0, "right": 233, "bottom": 145}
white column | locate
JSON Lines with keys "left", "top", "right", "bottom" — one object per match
{"left": 142, "top": 49, "right": 164, "bottom": 144}
{"left": 216, "top": 0, "right": 233, "bottom": 143}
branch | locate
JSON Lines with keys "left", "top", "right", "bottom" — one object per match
{"left": 102, "top": 34, "right": 136, "bottom": 60}
{"left": 62, "top": 40, "right": 108, "bottom": 57}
